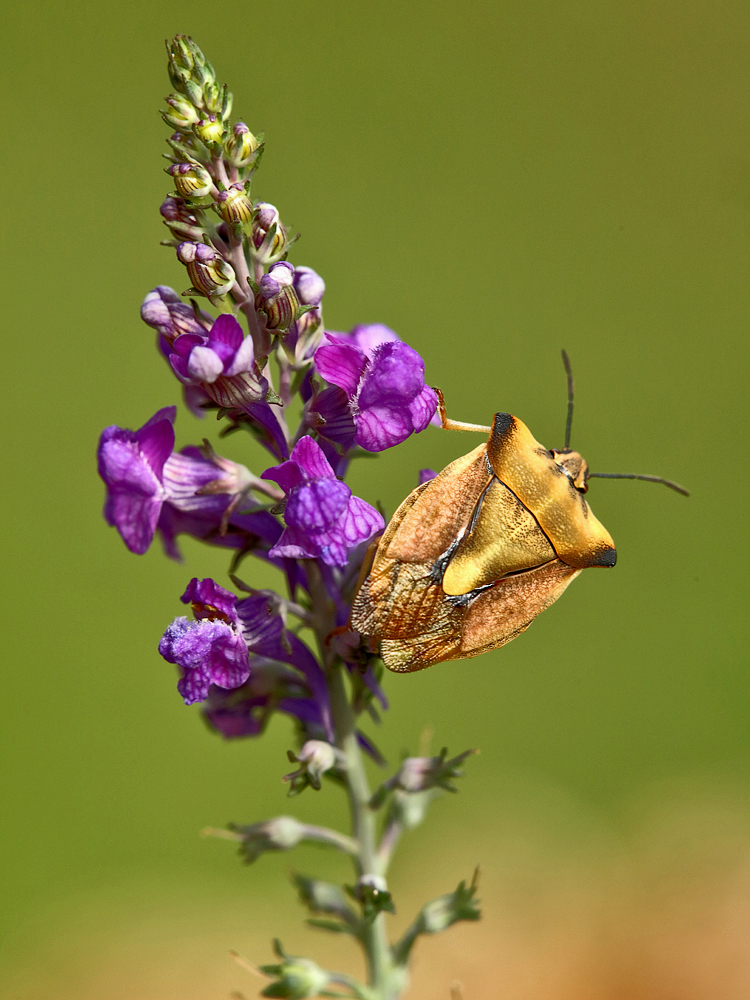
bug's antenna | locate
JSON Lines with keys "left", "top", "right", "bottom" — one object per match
{"left": 586, "top": 472, "right": 689, "bottom": 496}
{"left": 561, "top": 349, "right": 574, "bottom": 449}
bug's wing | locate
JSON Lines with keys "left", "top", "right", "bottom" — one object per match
{"left": 384, "top": 443, "right": 492, "bottom": 562}
{"left": 350, "top": 442, "right": 492, "bottom": 639}
{"left": 442, "top": 478, "right": 556, "bottom": 595}
{"left": 487, "top": 414, "right": 616, "bottom": 569}
{"left": 381, "top": 559, "right": 580, "bottom": 672}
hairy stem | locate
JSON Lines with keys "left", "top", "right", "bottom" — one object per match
{"left": 305, "top": 563, "right": 395, "bottom": 998}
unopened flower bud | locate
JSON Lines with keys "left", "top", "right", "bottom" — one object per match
{"left": 159, "top": 196, "right": 204, "bottom": 241}
{"left": 259, "top": 954, "right": 330, "bottom": 1000}
{"left": 176, "top": 241, "right": 235, "bottom": 297}
{"left": 140, "top": 285, "right": 210, "bottom": 342}
{"left": 396, "top": 747, "right": 476, "bottom": 794}
{"left": 251, "top": 202, "right": 287, "bottom": 264}
{"left": 224, "top": 121, "right": 259, "bottom": 167}
{"left": 193, "top": 113, "right": 225, "bottom": 146}
{"left": 293, "top": 266, "right": 325, "bottom": 307}
{"left": 257, "top": 261, "right": 299, "bottom": 332}
{"left": 160, "top": 195, "right": 197, "bottom": 225}
{"left": 232, "top": 815, "right": 306, "bottom": 863}
{"left": 215, "top": 184, "right": 253, "bottom": 224}
{"left": 162, "top": 93, "right": 200, "bottom": 131}
{"left": 284, "top": 266, "right": 326, "bottom": 363}
{"left": 169, "top": 162, "right": 213, "bottom": 199}
{"left": 416, "top": 875, "right": 480, "bottom": 935}
{"left": 284, "top": 739, "right": 342, "bottom": 793}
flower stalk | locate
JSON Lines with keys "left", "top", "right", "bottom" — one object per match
{"left": 96, "top": 34, "right": 479, "bottom": 999}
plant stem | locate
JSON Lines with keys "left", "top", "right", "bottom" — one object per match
{"left": 329, "top": 666, "right": 392, "bottom": 994}
{"left": 305, "top": 563, "right": 395, "bottom": 999}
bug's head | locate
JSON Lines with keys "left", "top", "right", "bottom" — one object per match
{"left": 550, "top": 448, "right": 588, "bottom": 493}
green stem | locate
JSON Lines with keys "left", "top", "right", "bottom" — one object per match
{"left": 305, "top": 563, "right": 394, "bottom": 999}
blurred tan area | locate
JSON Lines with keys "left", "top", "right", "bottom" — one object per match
{"left": 5, "top": 783, "right": 750, "bottom": 1000}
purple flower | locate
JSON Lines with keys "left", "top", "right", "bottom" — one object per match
{"left": 98, "top": 409, "right": 265, "bottom": 556}
{"left": 140, "top": 286, "right": 210, "bottom": 344}
{"left": 203, "top": 659, "right": 320, "bottom": 738}
{"left": 314, "top": 326, "right": 438, "bottom": 452}
{"left": 159, "top": 578, "right": 250, "bottom": 704}
{"left": 261, "top": 436, "right": 384, "bottom": 567}
{"left": 294, "top": 266, "right": 325, "bottom": 307}
{"left": 97, "top": 407, "right": 176, "bottom": 554}
{"left": 169, "top": 313, "right": 267, "bottom": 409}
{"left": 285, "top": 266, "right": 326, "bottom": 363}
{"left": 170, "top": 313, "right": 255, "bottom": 382}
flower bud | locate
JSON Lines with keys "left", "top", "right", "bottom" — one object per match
{"left": 224, "top": 121, "right": 259, "bottom": 167}
{"left": 284, "top": 739, "right": 342, "bottom": 793}
{"left": 140, "top": 285, "right": 210, "bottom": 342}
{"left": 259, "top": 955, "right": 330, "bottom": 1000}
{"left": 176, "top": 241, "right": 235, "bottom": 297}
{"left": 193, "top": 113, "right": 225, "bottom": 146}
{"left": 416, "top": 875, "right": 480, "bottom": 935}
{"left": 395, "top": 747, "right": 476, "bottom": 794}
{"left": 257, "top": 261, "right": 299, "bottom": 333}
{"left": 162, "top": 93, "right": 200, "bottom": 131}
{"left": 160, "top": 196, "right": 204, "bottom": 241}
{"left": 232, "top": 815, "right": 306, "bottom": 863}
{"left": 250, "top": 202, "right": 288, "bottom": 264}
{"left": 215, "top": 184, "right": 253, "bottom": 224}
{"left": 169, "top": 162, "right": 213, "bottom": 199}
{"left": 293, "top": 266, "right": 325, "bottom": 307}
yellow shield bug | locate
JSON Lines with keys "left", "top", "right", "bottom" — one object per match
{"left": 350, "top": 353, "right": 687, "bottom": 673}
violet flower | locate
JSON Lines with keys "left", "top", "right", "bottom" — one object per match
{"left": 261, "top": 436, "right": 384, "bottom": 567}
{"left": 203, "top": 659, "right": 322, "bottom": 738}
{"left": 97, "top": 407, "right": 177, "bottom": 555}
{"left": 97, "top": 409, "right": 268, "bottom": 556}
{"left": 140, "top": 285, "right": 210, "bottom": 344}
{"left": 159, "top": 578, "right": 250, "bottom": 704}
{"left": 285, "top": 266, "right": 326, "bottom": 363}
{"left": 169, "top": 313, "right": 268, "bottom": 409}
{"left": 313, "top": 325, "right": 438, "bottom": 452}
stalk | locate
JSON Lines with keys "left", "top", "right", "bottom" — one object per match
{"left": 306, "top": 562, "right": 395, "bottom": 998}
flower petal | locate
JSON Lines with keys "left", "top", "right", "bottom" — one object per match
{"left": 408, "top": 384, "right": 439, "bottom": 433}
{"left": 354, "top": 405, "right": 413, "bottom": 452}
{"left": 349, "top": 323, "right": 400, "bottom": 358}
{"left": 314, "top": 343, "right": 367, "bottom": 396}
{"left": 285, "top": 479, "right": 351, "bottom": 533}
{"left": 135, "top": 410, "right": 176, "bottom": 478}
{"left": 224, "top": 334, "right": 255, "bottom": 376}
{"left": 357, "top": 342, "right": 424, "bottom": 409}
{"left": 267, "top": 524, "right": 320, "bottom": 561}
{"left": 187, "top": 345, "right": 224, "bottom": 382}
{"left": 181, "top": 577, "right": 239, "bottom": 623}
{"left": 339, "top": 495, "right": 385, "bottom": 545}
{"left": 290, "top": 435, "right": 337, "bottom": 482}
{"left": 261, "top": 459, "right": 302, "bottom": 495}
{"left": 308, "top": 386, "right": 356, "bottom": 450}
{"left": 104, "top": 489, "right": 163, "bottom": 554}
{"left": 208, "top": 313, "right": 244, "bottom": 350}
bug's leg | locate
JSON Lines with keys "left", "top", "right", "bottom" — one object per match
{"left": 434, "top": 387, "right": 493, "bottom": 434}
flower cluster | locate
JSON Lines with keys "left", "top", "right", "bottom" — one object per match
{"left": 96, "top": 35, "right": 475, "bottom": 1000}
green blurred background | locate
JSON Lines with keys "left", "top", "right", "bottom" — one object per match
{"left": 2, "top": 1, "right": 750, "bottom": 996}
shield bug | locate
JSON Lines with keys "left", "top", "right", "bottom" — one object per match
{"left": 350, "top": 353, "right": 687, "bottom": 673}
